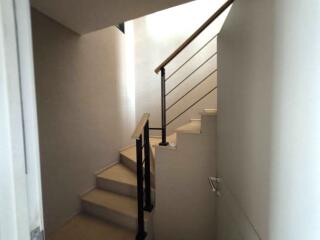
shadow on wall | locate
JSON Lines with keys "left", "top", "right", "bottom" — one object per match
{"left": 32, "top": 9, "right": 135, "bottom": 235}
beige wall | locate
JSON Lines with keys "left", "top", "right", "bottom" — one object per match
{"left": 154, "top": 115, "right": 217, "bottom": 239}
{"left": 132, "top": 0, "right": 229, "bottom": 134}
{"left": 217, "top": 0, "right": 320, "bottom": 239}
{"left": 32, "top": 10, "right": 135, "bottom": 235}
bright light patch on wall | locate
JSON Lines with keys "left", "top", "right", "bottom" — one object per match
{"left": 145, "top": 0, "right": 228, "bottom": 42}
{"left": 124, "top": 21, "right": 136, "bottom": 124}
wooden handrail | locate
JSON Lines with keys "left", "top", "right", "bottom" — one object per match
{"left": 154, "top": 0, "right": 234, "bottom": 74}
{"left": 132, "top": 113, "right": 150, "bottom": 139}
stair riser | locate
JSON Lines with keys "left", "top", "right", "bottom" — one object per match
{"left": 96, "top": 178, "right": 137, "bottom": 198}
{"left": 82, "top": 201, "right": 140, "bottom": 231}
{"left": 120, "top": 155, "right": 136, "bottom": 172}
{"left": 82, "top": 201, "right": 151, "bottom": 232}
{"left": 200, "top": 115, "right": 217, "bottom": 135}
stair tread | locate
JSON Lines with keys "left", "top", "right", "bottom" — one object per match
{"left": 120, "top": 145, "right": 155, "bottom": 171}
{"left": 120, "top": 146, "right": 137, "bottom": 162}
{"left": 48, "top": 213, "right": 134, "bottom": 240}
{"left": 202, "top": 108, "right": 217, "bottom": 116}
{"left": 150, "top": 134, "right": 177, "bottom": 146}
{"left": 175, "top": 120, "right": 201, "bottom": 134}
{"left": 97, "top": 163, "right": 136, "bottom": 187}
{"left": 121, "top": 135, "right": 176, "bottom": 163}
{"left": 82, "top": 189, "right": 150, "bottom": 220}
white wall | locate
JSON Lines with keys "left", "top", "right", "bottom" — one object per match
{"left": 217, "top": 0, "right": 320, "bottom": 239}
{"left": 0, "top": 0, "right": 31, "bottom": 239}
{"left": 14, "top": 0, "right": 45, "bottom": 234}
{"left": 31, "top": 0, "right": 195, "bottom": 34}
{"left": 31, "top": 10, "right": 135, "bottom": 235}
{"left": 132, "top": 0, "right": 229, "bottom": 133}
{"left": 154, "top": 115, "right": 217, "bottom": 239}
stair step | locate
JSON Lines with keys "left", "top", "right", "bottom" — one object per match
{"left": 120, "top": 146, "right": 139, "bottom": 174}
{"left": 120, "top": 146, "right": 156, "bottom": 188}
{"left": 120, "top": 135, "right": 177, "bottom": 171}
{"left": 200, "top": 108, "right": 217, "bottom": 134}
{"left": 47, "top": 213, "right": 135, "bottom": 240}
{"left": 96, "top": 163, "right": 137, "bottom": 198}
{"left": 150, "top": 134, "right": 177, "bottom": 147}
{"left": 120, "top": 146, "right": 156, "bottom": 175}
{"left": 175, "top": 120, "right": 201, "bottom": 134}
{"left": 81, "top": 189, "right": 150, "bottom": 230}
{"left": 201, "top": 108, "right": 217, "bottom": 116}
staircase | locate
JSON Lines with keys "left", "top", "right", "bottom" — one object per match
{"left": 47, "top": 1, "right": 232, "bottom": 238}
{"left": 48, "top": 141, "right": 157, "bottom": 240}
{"left": 48, "top": 109, "right": 215, "bottom": 240}
{"left": 80, "top": 138, "right": 161, "bottom": 232}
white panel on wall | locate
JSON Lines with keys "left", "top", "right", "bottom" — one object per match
{"left": 216, "top": 181, "right": 261, "bottom": 240}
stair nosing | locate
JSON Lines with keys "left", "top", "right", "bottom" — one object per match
{"left": 97, "top": 164, "right": 137, "bottom": 186}
{"left": 97, "top": 175, "right": 137, "bottom": 187}
{"left": 82, "top": 198, "right": 138, "bottom": 219}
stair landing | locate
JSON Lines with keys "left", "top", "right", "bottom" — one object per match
{"left": 48, "top": 214, "right": 135, "bottom": 240}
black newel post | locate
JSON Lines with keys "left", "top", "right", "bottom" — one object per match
{"left": 136, "top": 135, "right": 146, "bottom": 240}
{"left": 144, "top": 121, "right": 153, "bottom": 211}
{"left": 160, "top": 68, "right": 168, "bottom": 146}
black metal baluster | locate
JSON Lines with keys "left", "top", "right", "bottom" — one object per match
{"left": 160, "top": 67, "right": 168, "bottom": 146}
{"left": 144, "top": 121, "right": 153, "bottom": 211}
{"left": 136, "top": 135, "right": 146, "bottom": 240}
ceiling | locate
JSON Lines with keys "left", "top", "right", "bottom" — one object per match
{"left": 31, "top": 0, "right": 194, "bottom": 34}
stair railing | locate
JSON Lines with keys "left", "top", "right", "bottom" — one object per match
{"left": 132, "top": 113, "right": 153, "bottom": 240}
{"left": 154, "top": 0, "right": 234, "bottom": 146}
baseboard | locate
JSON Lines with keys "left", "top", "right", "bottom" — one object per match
{"left": 46, "top": 210, "right": 82, "bottom": 238}
{"left": 119, "top": 143, "right": 136, "bottom": 152}
{"left": 79, "top": 186, "right": 96, "bottom": 198}
{"left": 94, "top": 161, "right": 119, "bottom": 176}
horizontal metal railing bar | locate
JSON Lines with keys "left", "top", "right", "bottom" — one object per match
{"left": 132, "top": 113, "right": 150, "bottom": 139}
{"left": 154, "top": 0, "right": 234, "bottom": 73}
{"left": 166, "top": 86, "right": 218, "bottom": 126}
{"left": 149, "top": 127, "right": 162, "bottom": 130}
{"left": 165, "top": 34, "right": 218, "bottom": 82}
{"left": 166, "top": 52, "right": 217, "bottom": 96}
{"left": 166, "top": 69, "right": 217, "bottom": 111}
